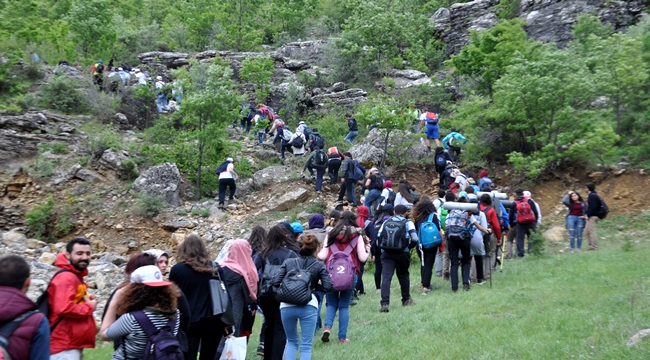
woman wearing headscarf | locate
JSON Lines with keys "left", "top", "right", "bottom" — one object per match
{"left": 354, "top": 206, "right": 374, "bottom": 297}
{"left": 144, "top": 249, "right": 170, "bottom": 274}
{"left": 300, "top": 214, "right": 327, "bottom": 245}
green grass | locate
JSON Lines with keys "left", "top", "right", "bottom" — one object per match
{"left": 86, "top": 218, "right": 650, "bottom": 359}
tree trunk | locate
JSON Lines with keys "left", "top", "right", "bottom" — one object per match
{"left": 380, "top": 129, "right": 390, "bottom": 171}
{"left": 196, "top": 114, "right": 204, "bottom": 199}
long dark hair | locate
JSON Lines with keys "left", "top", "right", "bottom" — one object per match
{"left": 398, "top": 182, "right": 413, "bottom": 202}
{"left": 176, "top": 235, "right": 214, "bottom": 275}
{"left": 325, "top": 210, "right": 341, "bottom": 228}
{"left": 248, "top": 226, "right": 267, "bottom": 254}
{"left": 261, "top": 225, "right": 296, "bottom": 260}
{"left": 327, "top": 211, "right": 358, "bottom": 247}
{"left": 570, "top": 191, "right": 585, "bottom": 203}
{"left": 411, "top": 195, "right": 435, "bottom": 223}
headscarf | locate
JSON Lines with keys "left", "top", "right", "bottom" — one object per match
{"left": 144, "top": 249, "right": 169, "bottom": 262}
{"left": 220, "top": 239, "right": 259, "bottom": 301}
{"left": 356, "top": 206, "right": 369, "bottom": 228}
{"left": 384, "top": 180, "right": 393, "bottom": 189}
{"left": 308, "top": 214, "right": 324, "bottom": 229}
{"left": 479, "top": 170, "right": 488, "bottom": 179}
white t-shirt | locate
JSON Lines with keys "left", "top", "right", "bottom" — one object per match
{"left": 135, "top": 72, "right": 147, "bottom": 85}
{"left": 219, "top": 163, "right": 235, "bottom": 180}
{"left": 394, "top": 193, "right": 413, "bottom": 208}
{"left": 379, "top": 188, "right": 393, "bottom": 207}
{"left": 455, "top": 175, "right": 467, "bottom": 190}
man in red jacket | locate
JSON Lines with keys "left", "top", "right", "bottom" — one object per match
{"left": 48, "top": 238, "right": 97, "bottom": 359}
{"left": 479, "top": 194, "right": 503, "bottom": 276}
{"left": 0, "top": 255, "right": 50, "bottom": 359}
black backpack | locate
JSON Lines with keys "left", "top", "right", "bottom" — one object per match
{"left": 310, "top": 133, "right": 325, "bottom": 149}
{"left": 597, "top": 196, "right": 609, "bottom": 219}
{"left": 258, "top": 251, "right": 293, "bottom": 302}
{"left": 214, "top": 161, "right": 229, "bottom": 175}
{"left": 370, "top": 174, "right": 385, "bottom": 190}
{"left": 291, "top": 135, "right": 305, "bottom": 148}
{"left": 131, "top": 311, "right": 182, "bottom": 360}
{"left": 386, "top": 190, "right": 396, "bottom": 205}
{"left": 274, "top": 258, "right": 316, "bottom": 306}
{"left": 314, "top": 150, "right": 328, "bottom": 167}
{"left": 0, "top": 310, "right": 40, "bottom": 359}
{"left": 378, "top": 217, "right": 409, "bottom": 251}
{"left": 36, "top": 269, "right": 82, "bottom": 331}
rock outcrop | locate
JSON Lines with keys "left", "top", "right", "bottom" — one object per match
{"left": 133, "top": 163, "right": 184, "bottom": 206}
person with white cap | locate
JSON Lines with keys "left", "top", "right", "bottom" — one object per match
{"left": 217, "top": 157, "right": 238, "bottom": 208}
{"left": 523, "top": 190, "right": 542, "bottom": 228}
{"left": 155, "top": 76, "right": 171, "bottom": 113}
{"left": 363, "top": 167, "right": 384, "bottom": 218}
{"left": 102, "top": 265, "right": 182, "bottom": 359}
{"left": 133, "top": 68, "right": 147, "bottom": 86}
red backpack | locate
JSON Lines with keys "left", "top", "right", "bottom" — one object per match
{"left": 425, "top": 112, "right": 438, "bottom": 124}
{"left": 515, "top": 196, "right": 536, "bottom": 225}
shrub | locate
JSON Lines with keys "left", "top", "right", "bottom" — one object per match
{"left": 82, "top": 121, "right": 124, "bottom": 158}
{"left": 38, "top": 75, "right": 87, "bottom": 113}
{"left": 25, "top": 196, "right": 56, "bottom": 240}
{"left": 119, "top": 86, "right": 159, "bottom": 129}
{"left": 122, "top": 160, "right": 140, "bottom": 181}
{"left": 28, "top": 158, "right": 56, "bottom": 179}
{"left": 305, "top": 200, "right": 326, "bottom": 214}
{"left": 190, "top": 208, "right": 211, "bottom": 217}
{"left": 38, "top": 142, "right": 69, "bottom": 154}
{"left": 134, "top": 192, "right": 167, "bottom": 218}
{"left": 528, "top": 231, "right": 546, "bottom": 256}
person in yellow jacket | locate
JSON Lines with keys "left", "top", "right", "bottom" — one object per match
{"left": 91, "top": 59, "right": 105, "bottom": 91}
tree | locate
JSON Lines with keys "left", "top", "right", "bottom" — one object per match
{"left": 67, "top": 0, "right": 116, "bottom": 58}
{"left": 239, "top": 56, "right": 275, "bottom": 103}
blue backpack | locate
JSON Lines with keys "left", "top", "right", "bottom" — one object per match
{"left": 419, "top": 213, "right": 442, "bottom": 249}
{"left": 353, "top": 161, "right": 365, "bottom": 181}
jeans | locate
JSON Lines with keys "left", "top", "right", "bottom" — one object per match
{"left": 344, "top": 131, "right": 358, "bottom": 144}
{"left": 364, "top": 189, "right": 382, "bottom": 218}
{"left": 327, "top": 158, "right": 342, "bottom": 184}
{"left": 313, "top": 166, "right": 326, "bottom": 192}
{"left": 448, "top": 235, "right": 471, "bottom": 291}
{"left": 338, "top": 179, "right": 357, "bottom": 206}
{"left": 355, "top": 262, "right": 365, "bottom": 294}
{"left": 281, "top": 305, "right": 318, "bottom": 360}
{"left": 380, "top": 251, "right": 411, "bottom": 305}
{"left": 156, "top": 93, "right": 170, "bottom": 113}
{"left": 315, "top": 290, "right": 325, "bottom": 330}
{"left": 258, "top": 130, "right": 265, "bottom": 144}
{"left": 218, "top": 178, "right": 236, "bottom": 205}
{"left": 240, "top": 118, "right": 252, "bottom": 133}
{"left": 567, "top": 215, "right": 585, "bottom": 249}
{"left": 325, "top": 275, "right": 357, "bottom": 340}
{"left": 515, "top": 223, "right": 536, "bottom": 257}
{"left": 420, "top": 246, "right": 438, "bottom": 288}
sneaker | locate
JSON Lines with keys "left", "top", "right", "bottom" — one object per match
{"left": 402, "top": 299, "right": 416, "bottom": 306}
{"left": 463, "top": 283, "right": 471, "bottom": 291}
{"left": 256, "top": 343, "right": 264, "bottom": 356}
{"left": 316, "top": 190, "right": 322, "bottom": 195}
{"left": 380, "top": 304, "right": 389, "bottom": 312}
{"left": 376, "top": 289, "right": 381, "bottom": 294}
{"left": 321, "top": 328, "right": 331, "bottom": 342}
{"left": 310, "top": 175, "right": 316, "bottom": 179}
{"left": 477, "top": 280, "right": 486, "bottom": 286}
{"left": 339, "top": 339, "right": 350, "bottom": 344}
{"left": 422, "top": 288, "right": 430, "bottom": 295}
{"left": 436, "top": 272, "right": 443, "bottom": 277}
{"left": 350, "top": 300, "right": 357, "bottom": 306}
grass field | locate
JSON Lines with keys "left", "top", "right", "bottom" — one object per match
{"left": 87, "top": 214, "right": 650, "bottom": 359}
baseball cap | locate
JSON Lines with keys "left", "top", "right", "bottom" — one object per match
{"left": 523, "top": 191, "right": 532, "bottom": 197}
{"left": 458, "top": 191, "right": 468, "bottom": 199}
{"left": 130, "top": 265, "right": 172, "bottom": 287}
{"left": 227, "top": 157, "right": 234, "bottom": 162}
{"left": 290, "top": 222, "right": 304, "bottom": 234}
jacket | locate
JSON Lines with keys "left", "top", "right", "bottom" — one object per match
{"left": 479, "top": 204, "right": 502, "bottom": 239}
{"left": 272, "top": 256, "right": 333, "bottom": 294}
{"left": 562, "top": 194, "right": 587, "bottom": 218}
{"left": 347, "top": 118, "right": 358, "bottom": 132}
{"left": 0, "top": 286, "right": 49, "bottom": 360}
{"left": 586, "top": 192, "right": 601, "bottom": 217}
{"left": 442, "top": 132, "right": 467, "bottom": 149}
{"left": 299, "top": 228, "right": 327, "bottom": 245}
{"left": 48, "top": 253, "right": 96, "bottom": 354}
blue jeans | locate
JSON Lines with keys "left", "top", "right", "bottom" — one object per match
{"left": 315, "top": 290, "right": 325, "bottom": 331}
{"left": 325, "top": 275, "right": 357, "bottom": 340}
{"left": 280, "top": 304, "right": 318, "bottom": 360}
{"left": 258, "top": 130, "right": 265, "bottom": 144}
{"left": 566, "top": 215, "right": 585, "bottom": 249}
{"left": 307, "top": 165, "right": 326, "bottom": 192}
{"left": 156, "top": 93, "right": 170, "bottom": 112}
{"left": 344, "top": 131, "right": 358, "bottom": 144}
{"left": 364, "top": 189, "right": 382, "bottom": 218}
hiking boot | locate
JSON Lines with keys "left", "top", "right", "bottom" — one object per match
{"left": 463, "top": 283, "right": 471, "bottom": 291}
{"left": 443, "top": 272, "right": 450, "bottom": 281}
{"left": 256, "top": 343, "right": 264, "bottom": 356}
{"left": 339, "top": 339, "right": 350, "bottom": 344}
{"left": 380, "top": 304, "right": 389, "bottom": 313}
{"left": 402, "top": 299, "right": 416, "bottom": 306}
{"left": 321, "top": 328, "right": 331, "bottom": 342}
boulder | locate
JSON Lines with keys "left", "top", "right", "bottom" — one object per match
{"left": 95, "top": 272, "right": 106, "bottom": 290}
{"left": 271, "top": 68, "right": 296, "bottom": 84}
{"left": 1, "top": 231, "right": 26, "bottom": 246}
{"left": 431, "top": 7, "right": 451, "bottom": 31}
{"left": 284, "top": 60, "right": 310, "bottom": 70}
{"left": 65, "top": 164, "right": 82, "bottom": 180}
{"left": 543, "top": 226, "right": 568, "bottom": 243}
{"left": 266, "top": 188, "right": 310, "bottom": 211}
{"left": 74, "top": 169, "right": 104, "bottom": 182}
{"left": 273, "top": 40, "right": 331, "bottom": 64}
{"left": 38, "top": 252, "right": 57, "bottom": 265}
{"left": 363, "top": 128, "right": 430, "bottom": 164}
{"left": 97, "top": 149, "right": 136, "bottom": 180}
{"left": 133, "top": 163, "right": 184, "bottom": 206}
{"left": 162, "top": 220, "right": 195, "bottom": 231}
{"left": 310, "top": 88, "right": 368, "bottom": 108}
{"left": 26, "top": 238, "right": 47, "bottom": 249}
{"left": 252, "top": 166, "right": 292, "bottom": 190}
{"left": 235, "top": 178, "right": 254, "bottom": 198}
{"left": 137, "top": 52, "right": 190, "bottom": 68}
{"left": 349, "top": 144, "right": 385, "bottom": 165}
{"left": 329, "top": 82, "right": 346, "bottom": 92}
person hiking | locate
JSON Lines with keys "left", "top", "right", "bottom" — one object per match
{"left": 524, "top": 191, "right": 542, "bottom": 229}
{"left": 411, "top": 105, "right": 422, "bottom": 133}
{"left": 254, "top": 225, "right": 300, "bottom": 360}
{"left": 216, "top": 158, "right": 238, "bottom": 209}
{"left": 434, "top": 147, "right": 452, "bottom": 182}
{"left": 317, "top": 211, "right": 369, "bottom": 343}
{"left": 363, "top": 167, "right": 384, "bottom": 218}
{"left": 253, "top": 110, "right": 270, "bottom": 146}
{"left": 289, "top": 129, "right": 307, "bottom": 156}
{"left": 326, "top": 146, "right": 346, "bottom": 185}
{"left": 344, "top": 114, "right": 358, "bottom": 144}
{"left": 144, "top": 249, "right": 170, "bottom": 275}
{"left": 442, "top": 129, "right": 467, "bottom": 163}
{"left": 338, "top": 152, "right": 358, "bottom": 206}
{"left": 468, "top": 198, "right": 490, "bottom": 285}
{"left": 584, "top": 183, "right": 602, "bottom": 251}
{"left": 308, "top": 128, "right": 325, "bottom": 152}
{"left": 377, "top": 180, "right": 395, "bottom": 212}
{"left": 411, "top": 195, "right": 442, "bottom": 295}
{"left": 562, "top": 190, "right": 587, "bottom": 253}
{"left": 377, "top": 205, "right": 419, "bottom": 312}
{"left": 0, "top": 255, "right": 50, "bottom": 360}
{"left": 479, "top": 194, "right": 502, "bottom": 274}
{"left": 478, "top": 170, "right": 495, "bottom": 191}
{"left": 155, "top": 76, "right": 172, "bottom": 113}
{"left": 325, "top": 210, "right": 341, "bottom": 233}
{"left": 353, "top": 206, "right": 375, "bottom": 300}
{"left": 239, "top": 103, "right": 256, "bottom": 133}
{"left": 47, "top": 238, "right": 97, "bottom": 360}
{"left": 274, "top": 235, "right": 332, "bottom": 359}
{"left": 302, "top": 146, "right": 328, "bottom": 194}
{"left": 272, "top": 122, "right": 293, "bottom": 159}
{"left": 371, "top": 204, "right": 393, "bottom": 294}
{"left": 300, "top": 214, "right": 327, "bottom": 245}
{"left": 92, "top": 59, "right": 105, "bottom": 91}
{"left": 394, "top": 181, "right": 414, "bottom": 209}
{"left": 439, "top": 191, "right": 456, "bottom": 280}
{"left": 509, "top": 188, "right": 539, "bottom": 257}
{"left": 133, "top": 68, "right": 147, "bottom": 86}
{"left": 102, "top": 265, "right": 182, "bottom": 360}
{"left": 449, "top": 168, "right": 468, "bottom": 194}
{"left": 297, "top": 121, "right": 310, "bottom": 138}
{"left": 419, "top": 108, "right": 441, "bottom": 150}
{"left": 445, "top": 198, "right": 490, "bottom": 292}
{"left": 441, "top": 162, "right": 458, "bottom": 190}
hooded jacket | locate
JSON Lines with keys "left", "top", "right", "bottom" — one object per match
{"left": 0, "top": 286, "right": 48, "bottom": 359}
{"left": 48, "top": 253, "right": 96, "bottom": 354}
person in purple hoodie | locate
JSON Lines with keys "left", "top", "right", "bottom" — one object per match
{"left": 0, "top": 255, "right": 50, "bottom": 359}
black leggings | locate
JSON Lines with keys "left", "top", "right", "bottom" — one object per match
{"left": 374, "top": 256, "right": 383, "bottom": 290}
{"left": 355, "top": 262, "right": 365, "bottom": 294}
{"left": 420, "top": 247, "right": 438, "bottom": 288}
{"left": 185, "top": 317, "right": 225, "bottom": 360}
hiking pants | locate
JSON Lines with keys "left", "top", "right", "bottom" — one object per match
{"left": 420, "top": 246, "right": 438, "bottom": 289}
{"left": 280, "top": 141, "right": 292, "bottom": 158}
{"left": 218, "top": 178, "right": 236, "bottom": 205}
{"left": 506, "top": 226, "right": 517, "bottom": 258}
{"left": 327, "top": 158, "right": 341, "bottom": 184}
{"left": 344, "top": 131, "right": 358, "bottom": 144}
{"left": 380, "top": 251, "right": 411, "bottom": 305}
{"left": 515, "top": 223, "right": 536, "bottom": 257}
{"left": 364, "top": 189, "right": 382, "bottom": 219}
{"left": 374, "top": 256, "right": 383, "bottom": 290}
{"left": 435, "top": 251, "right": 443, "bottom": 276}
{"left": 259, "top": 300, "right": 286, "bottom": 360}
{"left": 338, "top": 179, "right": 357, "bottom": 206}
{"left": 355, "top": 262, "right": 365, "bottom": 294}
{"left": 585, "top": 216, "right": 598, "bottom": 250}
{"left": 310, "top": 165, "right": 325, "bottom": 192}
{"left": 448, "top": 235, "right": 471, "bottom": 291}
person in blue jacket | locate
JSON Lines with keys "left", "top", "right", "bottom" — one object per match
{"left": 442, "top": 129, "right": 467, "bottom": 163}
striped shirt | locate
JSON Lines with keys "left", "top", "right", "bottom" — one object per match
{"left": 106, "top": 309, "right": 180, "bottom": 360}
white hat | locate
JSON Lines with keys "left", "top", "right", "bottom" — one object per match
{"left": 156, "top": 76, "right": 162, "bottom": 80}
{"left": 299, "top": 121, "right": 306, "bottom": 125}
{"left": 134, "top": 68, "right": 141, "bottom": 72}
{"left": 369, "top": 167, "right": 379, "bottom": 173}
{"left": 130, "top": 265, "right": 172, "bottom": 287}
{"left": 117, "top": 67, "right": 123, "bottom": 71}
{"left": 144, "top": 249, "right": 169, "bottom": 261}
{"left": 227, "top": 157, "right": 234, "bottom": 162}
{"left": 523, "top": 191, "right": 532, "bottom": 197}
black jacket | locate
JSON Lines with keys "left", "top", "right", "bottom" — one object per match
{"left": 586, "top": 192, "right": 601, "bottom": 217}
{"left": 508, "top": 196, "right": 539, "bottom": 224}
{"left": 347, "top": 118, "right": 358, "bottom": 131}
{"left": 272, "top": 256, "right": 333, "bottom": 294}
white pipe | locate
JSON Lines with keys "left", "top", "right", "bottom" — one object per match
{"left": 477, "top": 191, "right": 508, "bottom": 200}
{"left": 443, "top": 202, "right": 479, "bottom": 212}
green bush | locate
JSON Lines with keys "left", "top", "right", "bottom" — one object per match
{"left": 82, "top": 121, "right": 124, "bottom": 157}
{"left": 528, "top": 230, "right": 546, "bottom": 256}
{"left": 38, "top": 75, "right": 87, "bottom": 113}
{"left": 55, "top": 205, "right": 76, "bottom": 235}
{"left": 38, "top": 142, "right": 69, "bottom": 154}
{"left": 28, "top": 158, "right": 56, "bottom": 179}
{"left": 305, "top": 200, "right": 326, "bottom": 215}
{"left": 190, "top": 208, "right": 211, "bottom": 217}
{"left": 122, "top": 160, "right": 140, "bottom": 181}
{"left": 134, "top": 192, "right": 167, "bottom": 218}
{"left": 25, "top": 196, "right": 55, "bottom": 240}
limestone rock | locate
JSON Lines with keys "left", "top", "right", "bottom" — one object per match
{"left": 349, "top": 144, "right": 384, "bottom": 165}
{"left": 137, "top": 52, "right": 190, "bottom": 68}
{"left": 92, "top": 240, "right": 108, "bottom": 253}
{"left": 95, "top": 272, "right": 106, "bottom": 290}
{"left": 162, "top": 220, "right": 194, "bottom": 231}
{"left": 38, "top": 252, "right": 57, "bottom": 265}
{"left": 97, "top": 149, "right": 136, "bottom": 180}
{"left": 75, "top": 169, "right": 104, "bottom": 182}
{"left": 65, "top": 164, "right": 82, "bottom": 180}
{"left": 252, "top": 166, "right": 291, "bottom": 190}
{"left": 115, "top": 224, "right": 124, "bottom": 231}
{"left": 273, "top": 40, "right": 331, "bottom": 65}
{"left": 2, "top": 231, "right": 26, "bottom": 246}
{"left": 310, "top": 88, "right": 368, "bottom": 108}
{"left": 26, "top": 238, "right": 47, "bottom": 249}
{"left": 543, "top": 226, "right": 567, "bottom": 243}
{"left": 266, "top": 188, "right": 310, "bottom": 211}
{"left": 133, "top": 163, "right": 184, "bottom": 206}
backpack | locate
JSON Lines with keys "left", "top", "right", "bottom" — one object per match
{"left": 480, "top": 177, "right": 495, "bottom": 191}
{"left": 440, "top": 207, "right": 449, "bottom": 228}
{"left": 327, "top": 147, "right": 340, "bottom": 159}
{"left": 480, "top": 206, "right": 493, "bottom": 230}
{"left": 597, "top": 197, "right": 609, "bottom": 219}
{"left": 313, "top": 149, "right": 328, "bottom": 167}
{"left": 386, "top": 190, "right": 396, "bottom": 205}
{"left": 302, "top": 126, "right": 311, "bottom": 139}
{"left": 95, "top": 64, "right": 105, "bottom": 74}
{"left": 131, "top": 311, "right": 182, "bottom": 360}
{"left": 327, "top": 237, "right": 359, "bottom": 291}
{"left": 419, "top": 213, "right": 442, "bottom": 249}
{"left": 0, "top": 309, "right": 40, "bottom": 360}
{"left": 291, "top": 134, "right": 305, "bottom": 148}
{"left": 425, "top": 112, "right": 438, "bottom": 125}
{"left": 310, "top": 133, "right": 325, "bottom": 149}
{"left": 36, "top": 269, "right": 81, "bottom": 331}
{"left": 409, "top": 188, "right": 420, "bottom": 203}
{"left": 370, "top": 174, "right": 385, "bottom": 190}
{"left": 515, "top": 197, "right": 536, "bottom": 225}
{"left": 275, "top": 258, "right": 316, "bottom": 306}
{"left": 258, "top": 251, "right": 293, "bottom": 301}
{"left": 353, "top": 161, "right": 365, "bottom": 181}
{"left": 379, "top": 217, "right": 409, "bottom": 251}
{"left": 282, "top": 128, "right": 293, "bottom": 142}
{"left": 214, "top": 161, "right": 230, "bottom": 175}
{"left": 445, "top": 210, "right": 474, "bottom": 241}
{"left": 435, "top": 153, "right": 447, "bottom": 168}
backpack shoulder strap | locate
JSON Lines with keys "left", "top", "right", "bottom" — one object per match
{"left": 344, "top": 237, "right": 359, "bottom": 256}
{"left": 0, "top": 309, "right": 40, "bottom": 340}
{"left": 131, "top": 310, "right": 156, "bottom": 337}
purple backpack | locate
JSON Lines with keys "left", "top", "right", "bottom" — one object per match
{"left": 327, "top": 237, "right": 359, "bottom": 291}
{"left": 131, "top": 311, "right": 183, "bottom": 360}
